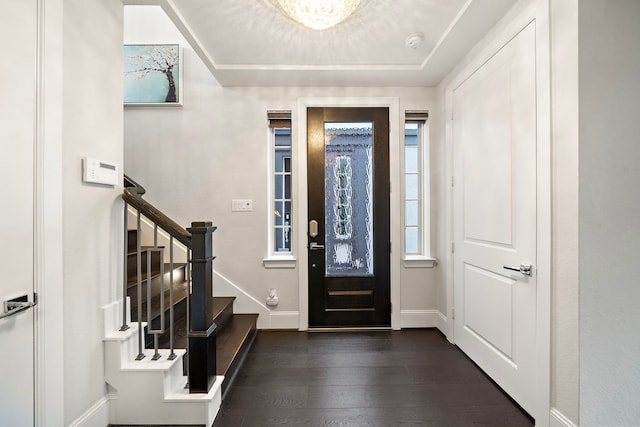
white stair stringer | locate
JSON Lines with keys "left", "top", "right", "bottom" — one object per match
{"left": 103, "top": 300, "right": 223, "bottom": 426}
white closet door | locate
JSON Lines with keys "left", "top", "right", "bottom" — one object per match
{"left": 0, "top": 1, "right": 38, "bottom": 425}
{"left": 453, "top": 22, "right": 537, "bottom": 415}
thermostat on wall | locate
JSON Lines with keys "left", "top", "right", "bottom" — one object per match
{"left": 82, "top": 157, "right": 118, "bottom": 186}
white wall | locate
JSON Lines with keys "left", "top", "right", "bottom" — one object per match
{"left": 549, "top": 0, "right": 580, "bottom": 423}
{"left": 123, "top": 6, "right": 441, "bottom": 328}
{"left": 39, "top": 0, "right": 66, "bottom": 424}
{"left": 579, "top": 1, "right": 640, "bottom": 424}
{"left": 62, "top": 0, "right": 123, "bottom": 424}
{"left": 430, "top": 71, "right": 450, "bottom": 334}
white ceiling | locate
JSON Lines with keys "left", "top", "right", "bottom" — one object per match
{"left": 129, "top": 0, "right": 519, "bottom": 87}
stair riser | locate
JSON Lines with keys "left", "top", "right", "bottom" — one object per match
{"left": 221, "top": 321, "right": 257, "bottom": 398}
{"left": 128, "top": 266, "right": 186, "bottom": 318}
{"left": 143, "top": 297, "right": 188, "bottom": 348}
{"left": 104, "top": 331, "right": 220, "bottom": 426}
{"left": 214, "top": 299, "right": 234, "bottom": 331}
{"left": 127, "top": 229, "right": 138, "bottom": 253}
{"left": 127, "top": 250, "right": 162, "bottom": 284}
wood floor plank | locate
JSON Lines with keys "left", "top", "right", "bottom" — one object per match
{"left": 213, "top": 329, "right": 534, "bottom": 427}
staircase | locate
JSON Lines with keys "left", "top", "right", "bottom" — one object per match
{"left": 126, "top": 229, "right": 189, "bottom": 346}
{"left": 104, "top": 176, "right": 258, "bottom": 426}
{"left": 155, "top": 296, "right": 259, "bottom": 396}
{"left": 104, "top": 308, "right": 223, "bottom": 426}
{"left": 126, "top": 228, "right": 258, "bottom": 397}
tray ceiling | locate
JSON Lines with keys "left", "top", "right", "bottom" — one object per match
{"left": 126, "top": 0, "right": 519, "bottom": 86}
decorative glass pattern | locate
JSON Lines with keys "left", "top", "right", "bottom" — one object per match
{"left": 333, "top": 156, "right": 353, "bottom": 239}
{"left": 324, "top": 123, "right": 373, "bottom": 276}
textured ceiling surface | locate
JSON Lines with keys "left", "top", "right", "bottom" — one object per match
{"left": 174, "top": 0, "right": 467, "bottom": 66}
{"left": 132, "top": 0, "right": 519, "bottom": 86}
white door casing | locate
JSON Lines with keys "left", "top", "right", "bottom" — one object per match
{"left": 0, "top": 0, "right": 38, "bottom": 425}
{"left": 452, "top": 22, "right": 537, "bottom": 415}
{"left": 296, "top": 97, "right": 401, "bottom": 330}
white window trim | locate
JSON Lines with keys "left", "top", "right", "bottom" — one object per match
{"left": 263, "top": 254, "right": 297, "bottom": 269}
{"left": 402, "top": 120, "right": 435, "bottom": 267}
{"left": 403, "top": 255, "right": 437, "bottom": 268}
{"left": 264, "top": 117, "right": 296, "bottom": 269}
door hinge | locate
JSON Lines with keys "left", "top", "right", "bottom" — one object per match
{"left": 390, "top": 302, "right": 393, "bottom": 314}
{"left": 451, "top": 242, "right": 455, "bottom": 254}
{"left": 452, "top": 308, "right": 456, "bottom": 320}
{"left": 451, "top": 176, "right": 455, "bottom": 187}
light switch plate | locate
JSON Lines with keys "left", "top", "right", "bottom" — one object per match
{"left": 232, "top": 199, "right": 253, "bottom": 212}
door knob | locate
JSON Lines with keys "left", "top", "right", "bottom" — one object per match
{"left": 1, "top": 294, "right": 37, "bottom": 320}
{"left": 503, "top": 263, "right": 532, "bottom": 276}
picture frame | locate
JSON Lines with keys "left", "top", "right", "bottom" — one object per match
{"left": 123, "top": 44, "right": 183, "bottom": 106}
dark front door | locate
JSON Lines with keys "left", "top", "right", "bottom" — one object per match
{"left": 307, "top": 107, "right": 390, "bottom": 327}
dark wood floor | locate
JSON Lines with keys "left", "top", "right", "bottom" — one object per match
{"left": 212, "top": 329, "right": 534, "bottom": 427}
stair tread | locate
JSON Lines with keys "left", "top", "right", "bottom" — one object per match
{"left": 120, "top": 348, "right": 186, "bottom": 371}
{"left": 127, "top": 245, "right": 166, "bottom": 256}
{"left": 154, "top": 297, "right": 241, "bottom": 349}
{"left": 215, "top": 313, "right": 258, "bottom": 376}
{"left": 130, "top": 280, "right": 189, "bottom": 321}
{"left": 127, "top": 262, "right": 186, "bottom": 287}
{"left": 211, "top": 296, "right": 236, "bottom": 322}
{"left": 149, "top": 296, "right": 257, "bottom": 397}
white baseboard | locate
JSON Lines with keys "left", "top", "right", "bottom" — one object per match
{"left": 67, "top": 395, "right": 109, "bottom": 427}
{"left": 400, "top": 310, "right": 445, "bottom": 328}
{"left": 436, "top": 310, "right": 448, "bottom": 335}
{"left": 550, "top": 407, "right": 578, "bottom": 427}
{"left": 268, "top": 311, "right": 299, "bottom": 329}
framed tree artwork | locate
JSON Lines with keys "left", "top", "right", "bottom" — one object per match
{"left": 123, "top": 44, "right": 183, "bottom": 106}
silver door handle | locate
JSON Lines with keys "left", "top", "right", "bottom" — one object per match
{"left": 1, "top": 295, "right": 37, "bottom": 320}
{"left": 309, "top": 242, "right": 325, "bottom": 251}
{"left": 503, "top": 263, "right": 532, "bottom": 276}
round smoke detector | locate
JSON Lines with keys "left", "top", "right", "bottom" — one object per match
{"left": 405, "top": 32, "right": 424, "bottom": 50}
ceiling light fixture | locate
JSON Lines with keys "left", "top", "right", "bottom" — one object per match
{"left": 276, "top": 0, "right": 361, "bottom": 30}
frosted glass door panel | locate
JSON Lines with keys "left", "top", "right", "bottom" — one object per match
{"left": 324, "top": 122, "right": 373, "bottom": 276}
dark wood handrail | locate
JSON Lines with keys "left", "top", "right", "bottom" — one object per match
{"left": 122, "top": 174, "right": 192, "bottom": 248}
